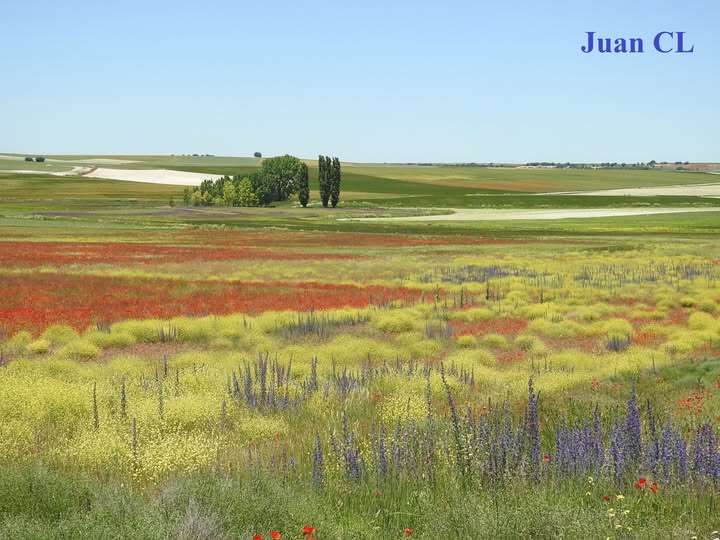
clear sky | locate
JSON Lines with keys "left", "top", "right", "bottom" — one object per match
{"left": 1, "top": 0, "right": 718, "bottom": 163}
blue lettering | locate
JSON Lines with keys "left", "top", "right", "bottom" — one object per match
{"left": 654, "top": 31, "right": 673, "bottom": 53}
{"left": 676, "top": 32, "right": 694, "bottom": 53}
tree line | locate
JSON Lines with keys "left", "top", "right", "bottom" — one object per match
{"left": 183, "top": 154, "right": 340, "bottom": 207}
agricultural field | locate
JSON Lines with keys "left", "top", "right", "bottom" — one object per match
{"left": 1, "top": 162, "right": 720, "bottom": 539}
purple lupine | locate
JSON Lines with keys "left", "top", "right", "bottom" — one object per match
{"left": 308, "top": 357, "right": 318, "bottom": 393}
{"left": 243, "top": 363, "right": 254, "bottom": 407}
{"left": 443, "top": 363, "right": 469, "bottom": 475}
{"left": 658, "top": 421, "right": 674, "bottom": 485}
{"left": 525, "top": 378, "right": 541, "bottom": 481}
{"left": 312, "top": 432, "right": 324, "bottom": 488}
{"left": 692, "top": 424, "right": 717, "bottom": 482}
{"left": 623, "top": 381, "right": 642, "bottom": 470}
{"left": 378, "top": 425, "right": 389, "bottom": 478}
{"left": 676, "top": 435, "right": 688, "bottom": 483}
{"left": 591, "top": 404, "right": 605, "bottom": 471}
{"left": 346, "top": 433, "right": 361, "bottom": 482}
{"left": 424, "top": 373, "right": 435, "bottom": 481}
{"left": 500, "top": 418, "right": 512, "bottom": 475}
{"left": 258, "top": 353, "right": 268, "bottom": 404}
{"left": 610, "top": 418, "right": 625, "bottom": 487}
{"left": 645, "top": 400, "right": 660, "bottom": 475}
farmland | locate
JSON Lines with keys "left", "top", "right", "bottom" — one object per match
{"left": 1, "top": 161, "right": 719, "bottom": 539}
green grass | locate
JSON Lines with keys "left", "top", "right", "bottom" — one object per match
{"left": 349, "top": 164, "right": 719, "bottom": 192}
{"left": 0, "top": 174, "right": 183, "bottom": 203}
{"left": 1, "top": 463, "right": 718, "bottom": 539}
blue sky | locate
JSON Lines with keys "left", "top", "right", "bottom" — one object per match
{"left": 1, "top": 0, "right": 717, "bottom": 162}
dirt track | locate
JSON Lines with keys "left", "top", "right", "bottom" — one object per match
{"left": 355, "top": 207, "right": 720, "bottom": 221}
{"left": 545, "top": 182, "right": 720, "bottom": 198}
{"left": 84, "top": 168, "right": 222, "bottom": 185}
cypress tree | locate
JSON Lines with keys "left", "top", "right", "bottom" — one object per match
{"left": 299, "top": 162, "right": 309, "bottom": 207}
{"left": 319, "top": 155, "right": 330, "bottom": 207}
{"left": 330, "top": 157, "right": 341, "bottom": 207}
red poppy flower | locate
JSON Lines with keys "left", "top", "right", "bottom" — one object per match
{"left": 649, "top": 482, "right": 659, "bottom": 494}
{"left": 543, "top": 455, "right": 550, "bottom": 463}
{"left": 603, "top": 495, "right": 611, "bottom": 501}
{"left": 253, "top": 536, "right": 262, "bottom": 540}
{"left": 302, "top": 526, "right": 316, "bottom": 536}
{"left": 270, "top": 532, "right": 281, "bottom": 539}
{"left": 404, "top": 528, "right": 413, "bottom": 535}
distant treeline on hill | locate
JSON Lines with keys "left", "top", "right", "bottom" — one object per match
{"left": 387, "top": 162, "right": 510, "bottom": 167}
{"left": 382, "top": 161, "right": 691, "bottom": 169}
{"left": 523, "top": 161, "right": 688, "bottom": 169}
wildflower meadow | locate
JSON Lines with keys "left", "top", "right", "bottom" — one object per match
{"left": 1, "top": 221, "right": 719, "bottom": 538}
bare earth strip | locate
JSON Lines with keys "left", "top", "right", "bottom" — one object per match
{"left": 544, "top": 182, "right": 720, "bottom": 198}
{"left": 84, "top": 168, "right": 222, "bottom": 185}
{"left": 353, "top": 207, "right": 720, "bottom": 222}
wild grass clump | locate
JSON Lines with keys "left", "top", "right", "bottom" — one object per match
{"left": 455, "top": 335, "right": 477, "bottom": 348}
{"left": 687, "top": 311, "right": 715, "bottom": 330}
{"left": 40, "top": 324, "right": 80, "bottom": 345}
{"left": 56, "top": 339, "right": 101, "bottom": 361}
{"left": 84, "top": 329, "right": 137, "bottom": 349}
{"left": 371, "top": 312, "right": 417, "bottom": 333}
{"left": 528, "top": 319, "right": 588, "bottom": 339}
{"left": 27, "top": 338, "right": 51, "bottom": 355}
{"left": 2, "top": 331, "right": 32, "bottom": 355}
{"left": 113, "top": 320, "right": 163, "bottom": 343}
{"left": 446, "top": 348, "right": 496, "bottom": 369}
{"left": 514, "top": 334, "right": 548, "bottom": 356}
{"left": 447, "top": 307, "right": 493, "bottom": 322}
{"left": 480, "top": 333, "right": 510, "bottom": 350}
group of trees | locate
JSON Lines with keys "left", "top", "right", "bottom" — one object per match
{"left": 318, "top": 155, "right": 341, "bottom": 208}
{"left": 183, "top": 175, "right": 260, "bottom": 207}
{"left": 184, "top": 154, "right": 329, "bottom": 208}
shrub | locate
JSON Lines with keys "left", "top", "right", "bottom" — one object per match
{"left": 3, "top": 331, "right": 33, "bottom": 355}
{"left": 84, "top": 330, "right": 137, "bottom": 349}
{"left": 40, "top": 325, "right": 80, "bottom": 345}
{"left": 447, "top": 348, "right": 496, "bottom": 370}
{"left": 515, "top": 334, "right": 548, "bottom": 356}
{"left": 27, "top": 339, "right": 50, "bottom": 355}
{"left": 481, "top": 333, "right": 510, "bottom": 350}
{"left": 56, "top": 340, "right": 101, "bottom": 360}
{"left": 698, "top": 299, "right": 717, "bottom": 314}
{"left": 456, "top": 335, "right": 477, "bottom": 348}
{"left": 602, "top": 318, "right": 634, "bottom": 340}
{"left": 688, "top": 312, "right": 715, "bottom": 330}
{"left": 372, "top": 312, "right": 417, "bottom": 333}
{"left": 113, "top": 320, "right": 162, "bottom": 343}
{"left": 448, "top": 308, "right": 493, "bottom": 323}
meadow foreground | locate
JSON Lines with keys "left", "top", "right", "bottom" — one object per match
{"left": 1, "top": 226, "right": 719, "bottom": 539}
